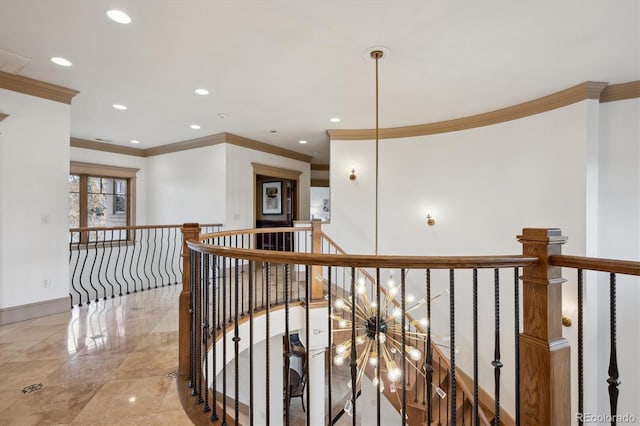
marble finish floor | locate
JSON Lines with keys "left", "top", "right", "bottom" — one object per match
{"left": 0, "top": 286, "right": 192, "bottom": 425}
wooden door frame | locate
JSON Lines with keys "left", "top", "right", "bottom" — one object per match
{"left": 251, "top": 162, "right": 302, "bottom": 226}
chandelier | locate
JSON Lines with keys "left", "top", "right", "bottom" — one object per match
{"left": 331, "top": 273, "right": 450, "bottom": 415}
{"left": 327, "top": 48, "right": 452, "bottom": 418}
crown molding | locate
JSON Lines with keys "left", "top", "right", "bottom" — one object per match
{"left": 224, "top": 133, "right": 313, "bottom": 163}
{"left": 327, "top": 81, "right": 609, "bottom": 140}
{"left": 71, "top": 132, "right": 313, "bottom": 163}
{"left": 311, "top": 164, "right": 330, "bottom": 171}
{"left": 600, "top": 81, "right": 640, "bottom": 103}
{"left": 0, "top": 113, "right": 8, "bottom": 122}
{"left": 142, "top": 133, "right": 227, "bottom": 157}
{"left": 0, "top": 71, "right": 79, "bottom": 104}
{"left": 71, "top": 137, "right": 145, "bottom": 157}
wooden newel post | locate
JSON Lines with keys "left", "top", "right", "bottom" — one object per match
{"left": 179, "top": 223, "right": 201, "bottom": 376}
{"left": 310, "top": 220, "right": 324, "bottom": 301}
{"left": 518, "top": 228, "right": 571, "bottom": 426}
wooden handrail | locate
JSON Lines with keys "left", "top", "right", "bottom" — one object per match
{"left": 550, "top": 254, "right": 640, "bottom": 276}
{"left": 187, "top": 242, "right": 537, "bottom": 269}
{"left": 71, "top": 223, "right": 223, "bottom": 232}
{"left": 199, "top": 226, "right": 311, "bottom": 241}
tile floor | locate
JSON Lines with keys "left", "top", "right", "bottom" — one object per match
{"left": 0, "top": 285, "right": 192, "bottom": 425}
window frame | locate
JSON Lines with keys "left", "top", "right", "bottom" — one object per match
{"left": 70, "top": 161, "right": 139, "bottom": 243}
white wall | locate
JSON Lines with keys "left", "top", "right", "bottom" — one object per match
{"left": 145, "top": 144, "right": 226, "bottom": 225}
{"left": 0, "top": 89, "right": 70, "bottom": 309}
{"left": 596, "top": 98, "right": 640, "bottom": 420}
{"left": 327, "top": 101, "right": 597, "bottom": 418}
{"left": 70, "top": 147, "right": 147, "bottom": 225}
{"left": 225, "top": 143, "right": 310, "bottom": 230}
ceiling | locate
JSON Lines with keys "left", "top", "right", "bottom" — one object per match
{"left": 1, "top": 1, "right": 638, "bottom": 164}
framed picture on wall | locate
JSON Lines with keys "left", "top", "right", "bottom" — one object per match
{"left": 262, "top": 181, "right": 282, "bottom": 215}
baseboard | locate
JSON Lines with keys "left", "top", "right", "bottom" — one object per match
{"left": 0, "top": 297, "right": 69, "bottom": 325}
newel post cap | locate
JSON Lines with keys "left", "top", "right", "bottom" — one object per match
{"left": 518, "top": 228, "right": 567, "bottom": 244}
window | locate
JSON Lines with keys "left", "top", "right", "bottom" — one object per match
{"left": 69, "top": 162, "right": 139, "bottom": 242}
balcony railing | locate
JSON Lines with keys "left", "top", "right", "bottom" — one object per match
{"left": 174, "top": 224, "right": 640, "bottom": 425}
{"left": 68, "top": 223, "right": 222, "bottom": 307}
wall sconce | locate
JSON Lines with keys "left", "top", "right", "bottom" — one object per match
{"left": 349, "top": 167, "right": 357, "bottom": 181}
{"left": 426, "top": 212, "right": 435, "bottom": 226}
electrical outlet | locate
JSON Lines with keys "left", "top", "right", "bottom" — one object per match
{"left": 43, "top": 278, "right": 50, "bottom": 288}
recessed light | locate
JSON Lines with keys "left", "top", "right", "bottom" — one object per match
{"left": 107, "top": 10, "right": 132, "bottom": 24}
{"left": 190, "top": 124, "right": 201, "bottom": 130}
{"left": 194, "top": 88, "right": 209, "bottom": 95}
{"left": 50, "top": 57, "right": 72, "bottom": 67}
{"left": 330, "top": 117, "right": 341, "bottom": 123}
{"left": 112, "top": 104, "right": 127, "bottom": 110}
{"left": 130, "top": 140, "right": 140, "bottom": 144}
{"left": 299, "top": 140, "right": 308, "bottom": 144}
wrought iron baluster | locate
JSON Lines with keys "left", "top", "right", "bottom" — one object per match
{"left": 577, "top": 269, "right": 584, "bottom": 426}
{"left": 113, "top": 229, "right": 123, "bottom": 298}
{"left": 133, "top": 228, "right": 144, "bottom": 292}
{"left": 305, "top": 264, "right": 311, "bottom": 426}
{"left": 142, "top": 228, "right": 151, "bottom": 290}
{"left": 401, "top": 268, "right": 407, "bottom": 426}
{"left": 127, "top": 228, "right": 137, "bottom": 294}
{"left": 150, "top": 228, "right": 158, "bottom": 288}
{"left": 514, "top": 267, "right": 520, "bottom": 426}
{"left": 327, "top": 266, "right": 333, "bottom": 423}
{"left": 284, "top": 262, "right": 291, "bottom": 426}
{"left": 120, "top": 229, "right": 129, "bottom": 295}
{"left": 70, "top": 234, "right": 82, "bottom": 306}
{"left": 189, "top": 249, "right": 196, "bottom": 390}
{"left": 222, "top": 256, "right": 227, "bottom": 424}
{"left": 88, "top": 231, "right": 102, "bottom": 302}
{"left": 376, "top": 268, "right": 381, "bottom": 426}
{"left": 248, "top": 260, "right": 254, "bottom": 425}
{"left": 492, "top": 268, "right": 503, "bottom": 426}
{"left": 608, "top": 273, "right": 620, "bottom": 425}
{"left": 426, "top": 269, "right": 433, "bottom": 426}
{"left": 95, "top": 234, "right": 107, "bottom": 298}
{"left": 202, "top": 254, "right": 211, "bottom": 414}
{"left": 350, "top": 267, "right": 357, "bottom": 426}
{"left": 265, "top": 262, "right": 271, "bottom": 426}
{"left": 233, "top": 258, "right": 240, "bottom": 424}
{"left": 473, "top": 268, "right": 479, "bottom": 426}
{"left": 211, "top": 255, "right": 219, "bottom": 422}
{"left": 449, "top": 269, "right": 456, "bottom": 425}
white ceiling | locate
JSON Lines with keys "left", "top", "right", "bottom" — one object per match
{"left": 1, "top": 1, "right": 638, "bottom": 164}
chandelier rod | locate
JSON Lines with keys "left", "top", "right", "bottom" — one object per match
{"left": 372, "top": 49, "right": 383, "bottom": 255}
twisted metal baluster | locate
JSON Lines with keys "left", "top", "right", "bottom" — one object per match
{"left": 493, "top": 268, "right": 503, "bottom": 425}
{"left": 211, "top": 255, "right": 219, "bottom": 422}
{"left": 284, "top": 263, "right": 291, "bottom": 426}
{"left": 221, "top": 257, "right": 227, "bottom": 425}
{"left": 425, "top": 269, "right": 433, "bottom": 425}
{"left": 608, "top": 273, "right": 620, "bottom": 425}
{"left": 577, "top": 269, "right": 584, "bottom": 426}
{"left": 202, "top": 254, "right": 211, "bottom": 414}
{"left": 449, "top": 269, "right": 456, "bottom": 425}
{"left": 350, "top": 267, "right": 357, "bottom": 426}
{"left": 233, "top": 259, "right": 240, "bottom": 423}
